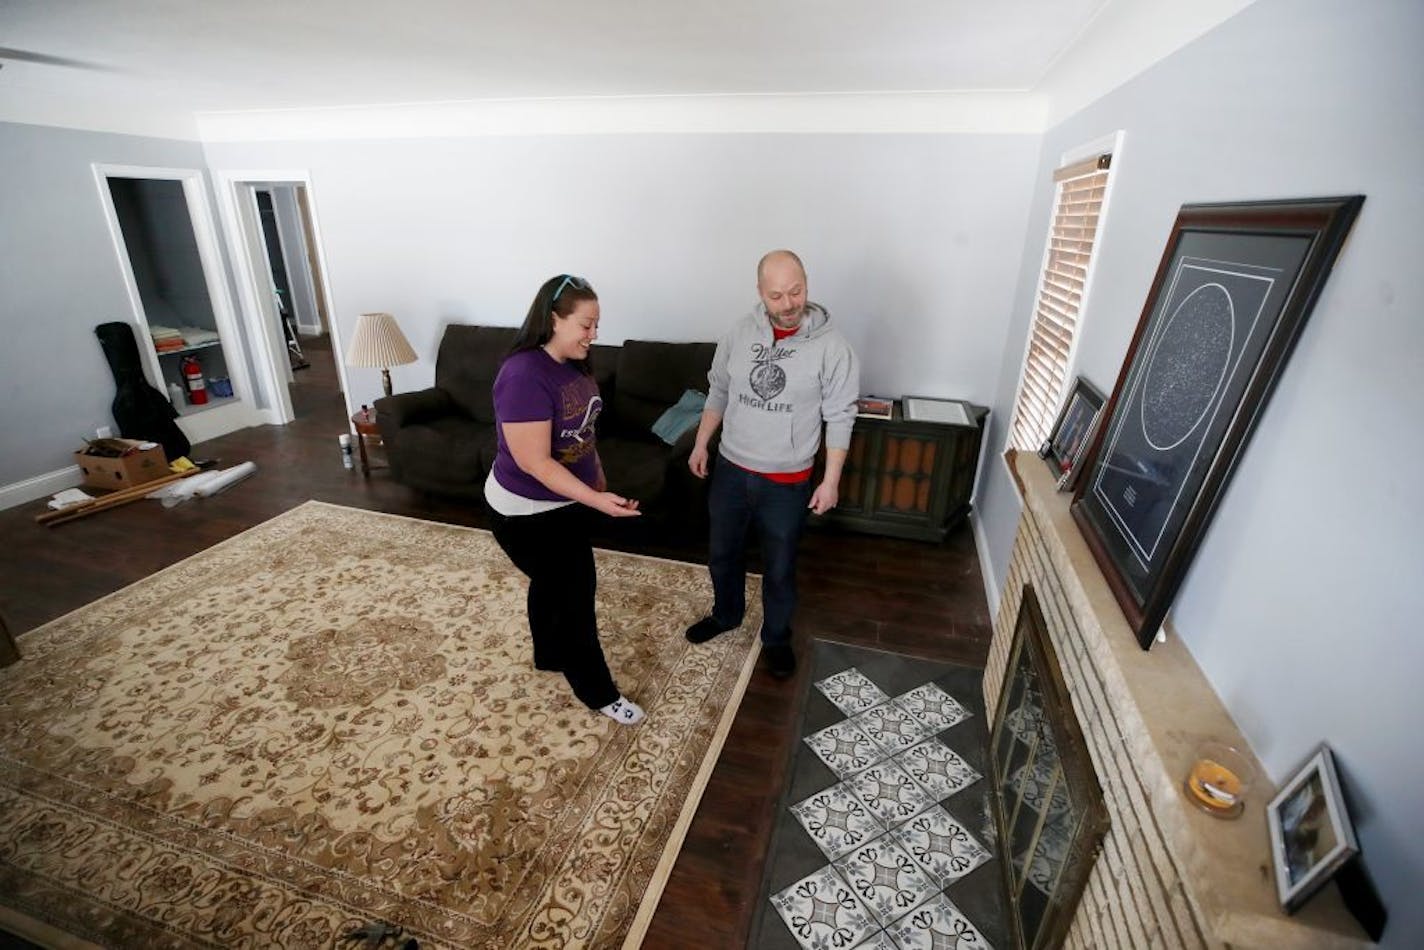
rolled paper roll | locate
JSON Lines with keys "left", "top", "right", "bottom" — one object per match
{"left": 148, "top": 471, "right": 224, "bottom": 508}
{"left": 194, "top": 461, "right": 258, "bottom": 498}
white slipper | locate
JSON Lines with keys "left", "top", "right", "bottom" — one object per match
{"left": 599, "top": 695, "right": 646, "bottom": 725}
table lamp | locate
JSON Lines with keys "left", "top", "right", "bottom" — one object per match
{"left": 346, "top": 312, "right": 417, "bottom": 397}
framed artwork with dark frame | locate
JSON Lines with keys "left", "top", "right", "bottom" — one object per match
{"left": 989, "top": 584, "right": 1109, "bottom": 949}
{"left": 1071, "top": 195, "right": 1364, "bottom": 649}
{"left": 1039, "top": 376, "right": 1106, "bottom": 493}
{"left": 1267, "top": 745, "right": 1359, "bottom": 913}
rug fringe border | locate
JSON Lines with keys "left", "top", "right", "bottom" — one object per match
{"left": 619, "top": 634, "right": 763, "bottom": 949}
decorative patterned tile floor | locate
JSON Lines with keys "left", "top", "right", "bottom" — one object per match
{"left": 750, "top": 640, "right": 1006, "bottom": 950}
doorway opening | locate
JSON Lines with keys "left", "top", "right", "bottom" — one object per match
{"left": 214, "top": 173, "right": 345, "bottom": 426}
{"left": 254, "top": 189, "right": 310, "bottom": 373}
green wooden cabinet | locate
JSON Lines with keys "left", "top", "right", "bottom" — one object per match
{"left": 816, "top": 400, "right": 988, "bottom": 542}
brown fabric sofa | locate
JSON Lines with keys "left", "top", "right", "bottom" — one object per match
{"left": 375, "top": 325, "right": 717, "bottom": 531}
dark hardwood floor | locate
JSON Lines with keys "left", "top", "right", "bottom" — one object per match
{"left": 0, "top": 336, "right": 993, "bottom": 949}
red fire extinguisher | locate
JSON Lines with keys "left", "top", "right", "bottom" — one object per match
{"left": 181, "top": 356, "right": 208, "bottom": 405}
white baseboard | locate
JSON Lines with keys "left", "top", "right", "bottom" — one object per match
{"left": 0, "top": 465, "right": 83, "bottom": 512}
{"left": 970, "top": 510, "right": 1002, "bottom": 621}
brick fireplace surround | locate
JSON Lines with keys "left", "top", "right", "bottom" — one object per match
{"left": 984, "top": 451, "right": 1369, "bottom": 949}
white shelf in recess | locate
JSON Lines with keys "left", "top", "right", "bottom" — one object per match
{"left": 175, "top": 393, "right": 238, "bottom": 417}
{"left": 155, "top": 339, "right": 223, "bottom": 357}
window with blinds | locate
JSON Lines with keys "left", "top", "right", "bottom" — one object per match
{"left": 1007, "top": 153, "right": 1112, "bottom": 452}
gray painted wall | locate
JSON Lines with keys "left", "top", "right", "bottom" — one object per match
{"left": 0, "top": 123, "right": 212, "bottom": 485}
{"left": 201, "top": 133, "right": 1041, "bottom": 413}
{"left": 977, "top": 0, "right": 1424, "bottom": 941}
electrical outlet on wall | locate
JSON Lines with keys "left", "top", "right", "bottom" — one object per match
{"left": 96, "top": 426, "right": 112, "bottom": 439}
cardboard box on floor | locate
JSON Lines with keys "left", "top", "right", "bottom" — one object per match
{"left": 74, "top": 440, "right": 169, "bottom": 490}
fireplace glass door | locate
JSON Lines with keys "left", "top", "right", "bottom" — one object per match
{"left": 990, "top": 585, "right": 1110, "bottom": 949}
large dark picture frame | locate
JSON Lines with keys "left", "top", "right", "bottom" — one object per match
{"left": 1071, "top": 196, "right": 1364, "bottom": 649}
{"left": 990, "top": 584, "right": 1109, "bottom": 949}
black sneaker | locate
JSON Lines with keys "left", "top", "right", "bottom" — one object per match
{"left": 686, "top": 616, "right": 738, "bottom": 644}
{"left": 765, "top": 644, "right": 796, "bottom": 679}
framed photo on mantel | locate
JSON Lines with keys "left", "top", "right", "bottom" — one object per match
{"left": 1267, "top": 744, "right": 1359, "bottom": 914}
{"left": 1040, "top": 376, "right": 1106, "bottom": 494}
{"left": 1071, "top": 195, "right": 1364, "bottom": 649}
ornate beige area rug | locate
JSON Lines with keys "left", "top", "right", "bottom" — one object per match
{"left": 0, "top": 502, "right": 760, "bottom": 949}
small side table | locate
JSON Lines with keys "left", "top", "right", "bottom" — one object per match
{"left": 350, "top": 411, "right": 383, "bottom": 477}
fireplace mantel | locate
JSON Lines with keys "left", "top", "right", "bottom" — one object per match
{"left": 984, "top": 450, "right": 1369, "bottom": 948}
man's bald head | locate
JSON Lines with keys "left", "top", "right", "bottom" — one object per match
{"left": 757, "top": 250, "right": 809, "bottom": 330}
{"left": 757, "top": 249, "right": 806, "bottom": 286}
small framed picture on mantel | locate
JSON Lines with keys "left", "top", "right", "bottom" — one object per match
{"left": 1267, "top": 745, "right": 1359, "bottom": 914}
{"left": 855, "top": 395, "right": 894, "bottom": 420}
{"left": 1040, "top": 376, "right": 1106, "bottom": 493}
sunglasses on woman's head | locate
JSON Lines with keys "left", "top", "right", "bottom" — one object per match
{"left": 551, "top": 275, "right": 590, "bottom": 304}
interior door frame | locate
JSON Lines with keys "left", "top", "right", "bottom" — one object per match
{"left": 212, "top": 169, "right": 348, "bottom": 426}
{"left": 91, "top": 163, "right": 262, "bottom": 443}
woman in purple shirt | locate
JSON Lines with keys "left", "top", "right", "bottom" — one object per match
{"left": 485, "top": 275, "right": 646, "bottom": 725}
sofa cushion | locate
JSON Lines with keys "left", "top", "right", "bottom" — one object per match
{"left": 435, "top": 325, "right": 518, "bottom": 423}
{"left": 598, "top": 436, "right": 675, "bottom": 506}
{"left": 590, "top": 343, "right": 619, "bottom": 433}
{"left": 612, "top": 340, "right": 717, "bottom": 437}
{"left": 396, "top": 417, "right": 498, "bottom": 485}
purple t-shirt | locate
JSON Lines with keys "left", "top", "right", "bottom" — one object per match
{"left": 491, "top": 349, "right": 602, "bottom": 501}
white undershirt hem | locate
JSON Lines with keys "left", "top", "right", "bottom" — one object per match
{"left": 484, "top": 471, "right": 576, "bottom": 517}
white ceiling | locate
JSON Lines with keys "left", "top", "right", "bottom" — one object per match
{"left": 0, "top": 0, "right": 1255, "bottom": 136}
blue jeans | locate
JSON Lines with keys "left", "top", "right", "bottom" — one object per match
{"left": 707, "top": 457, "right": 813, "bottom": 646}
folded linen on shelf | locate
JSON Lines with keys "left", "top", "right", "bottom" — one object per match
{"left": 179, "top": 326, "right": 220, "bottom": 345}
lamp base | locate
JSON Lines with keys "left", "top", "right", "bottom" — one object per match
{"left": 381, "top": 368, "right": 393, "bottom": 398}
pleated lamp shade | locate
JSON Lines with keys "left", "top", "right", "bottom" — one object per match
{"left": 345, "top": 312, "right": 418, "bottom": 397}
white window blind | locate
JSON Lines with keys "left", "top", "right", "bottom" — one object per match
{"left": 1008, "top": 153, "right": 1112, "bottom": 452}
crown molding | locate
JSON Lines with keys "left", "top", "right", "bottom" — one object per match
{"left": 195, "top": 91, "right": 1049, "bottom": 142}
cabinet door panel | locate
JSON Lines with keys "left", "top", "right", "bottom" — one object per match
{"left": 877, "top": 433, "right": 939, "bottom": 516}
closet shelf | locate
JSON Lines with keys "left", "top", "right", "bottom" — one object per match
{"left": 175, "top": 393, "right": 238, "bottom": 417}
{"left": 154, "top": 339, "right": 223, "bottom": 357}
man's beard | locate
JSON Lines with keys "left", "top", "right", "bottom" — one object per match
{"left": 770, "top": 307, "right": 804, "bottom": 329}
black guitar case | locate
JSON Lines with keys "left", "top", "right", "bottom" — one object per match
{"left": 95, "top": 322, "right": 192, "bottom": 461}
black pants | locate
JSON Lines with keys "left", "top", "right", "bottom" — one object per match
{"left": 489, "top": 504, "right": 620, "bottom": 709}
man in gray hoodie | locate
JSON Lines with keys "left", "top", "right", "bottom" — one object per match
{"left": 685, "top": 250, "right": 860, "bottom": 678}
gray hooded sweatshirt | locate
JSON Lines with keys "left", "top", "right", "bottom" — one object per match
{"left": 706, "top": 302, "right": 860, "bottom": 473}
